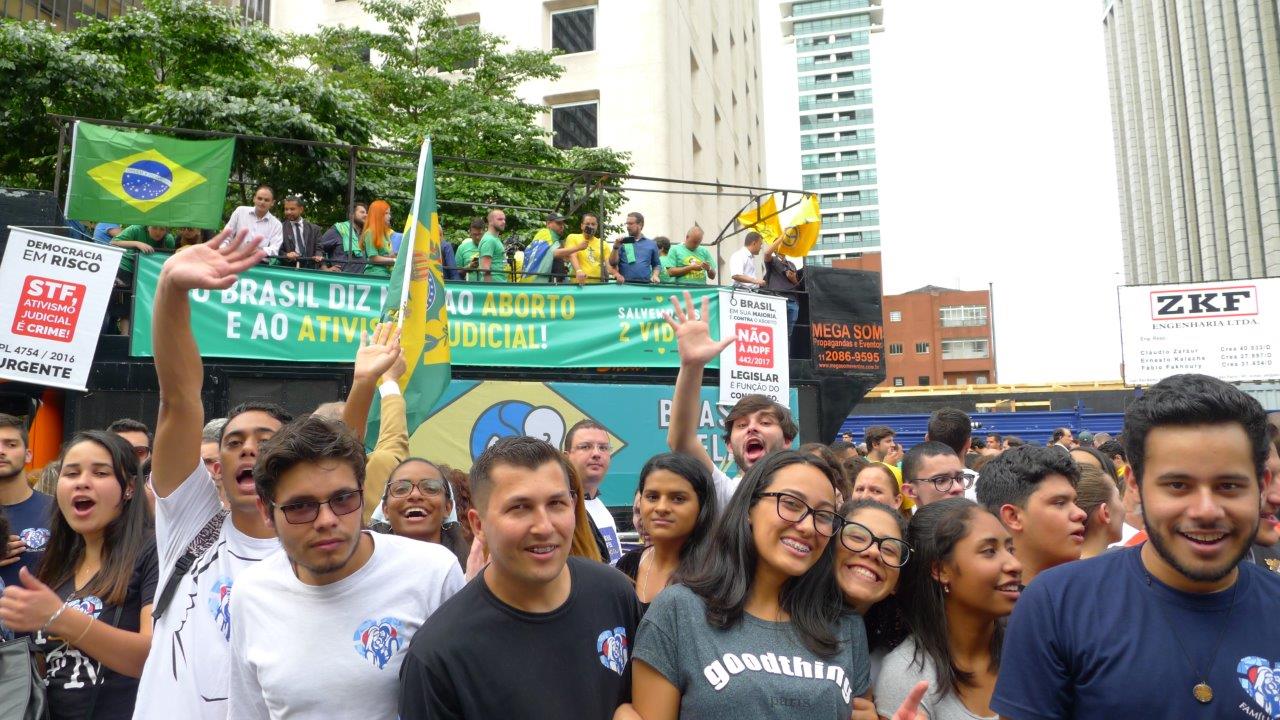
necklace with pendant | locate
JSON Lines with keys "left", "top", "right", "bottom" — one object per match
{"left": 1144, "top": 571, "right": 1239, "bottom": 704}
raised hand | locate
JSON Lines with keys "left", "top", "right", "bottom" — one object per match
{"left": 663, "top": 290, "right": 734, "bottom": 368}
{"left": 159, "top": 229, "right": 265, "bottom": 292}
{"left": 353, "top": 322, "right": 403, "bottom": 384}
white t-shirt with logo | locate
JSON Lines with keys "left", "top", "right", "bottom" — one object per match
{"left": 228, "top": 532, "right": 464, "bottom": 719}
{"left": 133, "top": 465, "right": 280, "bottom": 720}
{"left": 584, "top": 496, "right": 622, "bottom": 564}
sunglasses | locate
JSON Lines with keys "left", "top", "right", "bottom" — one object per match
{"left": 273, "top": 489, "right": 362, "bottom": 525}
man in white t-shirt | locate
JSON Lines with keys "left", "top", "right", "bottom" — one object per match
{"left": 222, "top": 185, "right": 283, "bottom": 257}
{"left": 563, "top": 419, "right": 622, "bottom": 563}
{"left": 729, "top": 231, "right": 765, "bottom": 290}
{"left": 228, "top": 415, "right": 463, "bottom": 720}
{"left": 662, "top": 291, "right": 798, "bottom": 509}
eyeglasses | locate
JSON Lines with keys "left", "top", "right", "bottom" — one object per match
{"left": 840, "top": 520, "right": 912, "bottom": 568}
{"left": 387, "top": 478, "right": 447, "bottom": 499}
{"left": 571, "top": 442, "right": 613, "bottom": 454}
{"left": 273, "top": 490, "right": 362, "bottom": 525}
{"left": 131, "top": 446, "right": 150, "bottom": 459}
{"left": 914, "top": 471, "right": 975, "bottom": 492}
{"left": 757, "top": 492, "right": 840, "bottom": 537}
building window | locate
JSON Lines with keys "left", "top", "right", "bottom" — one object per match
{"left": 941, "top": 339, "right": 990, "bottom": 360}
{"left": 915, "top": 341, "right": 930, "bottom": 354}
{"left": 954, "top": 377, "right": 968, "bottom": 386}
{"left": 892, "top": 377, "right": 904, "bottom": 387}
{"left": 551, "top": 102, "right": 598, "bottom": 149}
{"left": 887, "top": 343, "right": 903, "bottom": 355}
{"left": 917, "top": 376, "right": 930, "bottom": 386}
{"left": 888, "top": 310, "right": 901, "bottom": 322}
{"left": 976, "top": 375, "right": 989, "bottom": 384}
{"left": 940, "top": 305, "right": 988, "bottom": 327}
{"left": 551, "top": 7, "right": 595, "bottom": 54}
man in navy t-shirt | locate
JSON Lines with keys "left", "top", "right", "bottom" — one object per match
{"left": 0, "top": 414, "right": 53, "bottom": 590}
{"left": 992, "top": 374, "right": 1280, "bottom": 720}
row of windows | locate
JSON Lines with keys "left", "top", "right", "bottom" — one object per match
{"left": 791, "top": 0, "right": 873, "bottom": 18}
{"left": 940, "top": 305, "right": 988, "bottom": 327}
{"left": 885, "top": 339, "right": 993, "bottom": 360}
{"left": 796, "top": 31, "right": 870, "bottom": 53}
{"left": 890, "top": 375, "right": 989, "bottom": 387}
{"left": 793, "top": 14, "right": 871, "bottom": 36}
{"left": 1, "top": 0, "right": 268, "bottom": 27}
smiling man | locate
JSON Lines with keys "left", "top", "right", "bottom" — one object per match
{"left": 901, "top": 441, "right": 969, "bottom": 508}
{"left": 399, "top": 436, "right": 641, "bottom": 719}
{"left": 976, "top": 445, "right": 1086, "bottom": 586}
{"left": 991, "top": 374, "right": 1280, "bottom": 720}
{"left": 228, "top": 416, "right": 462, "bottom": 719}
{"left": 564, "top": 420, "right": 621, "bottom": 563}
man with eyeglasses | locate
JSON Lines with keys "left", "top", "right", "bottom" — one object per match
{"left": 564, "top": 419, "right": 622, "bottom": 563}
{"left": 108, "top": 418, "right": 152, "bottom": 464}
{"left": 901, "top": 441, "right": 971, "bottom": 508}
{"left": 976, "top": 444, "right": 1086, "bottom": 586}
{"left": 229, "top": 415, "right": 463, "bottom": 719}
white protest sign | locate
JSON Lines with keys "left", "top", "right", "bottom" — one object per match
{"left": 718, "top": 289, "right": 790, "bottom": 407}
{"left": 1118, "top": 278, "right": 1280, "bottom": 385}
{"left": 0, "top": 228, "right": 123, "bottom": 390}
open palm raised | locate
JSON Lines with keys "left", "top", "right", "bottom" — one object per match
{"left": 663, "top": 290, "right": 734, "bottom": 366}
{"left": 159, "top": 229, "right": 266, "bottom": 292}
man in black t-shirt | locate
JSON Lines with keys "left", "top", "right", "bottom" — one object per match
{"left": 399, "top": 437, "right": 641, "bottom": 720}
{"left": 761, "top": 235, "right": 802, "bottom": 335}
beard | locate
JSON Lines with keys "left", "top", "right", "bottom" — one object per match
{"left": 1143, "top": 510, "right": 1257, "bottom": 584}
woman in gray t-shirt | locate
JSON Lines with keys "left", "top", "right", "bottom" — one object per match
{"left": 874, "top": 499, "right": 1022, "bottom": 720}
{"left": 626, "top": 451, "right": 871, "bottom": 719}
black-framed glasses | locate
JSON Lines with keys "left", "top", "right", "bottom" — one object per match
{"left": 914, "top": 471, "right": 975, "bottom": 492}
{"left": 274, "top": 490, "right": 363, "bottom": 525}
{"left": 387, "top": 478, "right": 448, "bottom": 500}
{"left": 840, "top": 520, "right": 912, "bottom": 568}
{"left": 757, "top": 492, "right": 840, "bottom": 537}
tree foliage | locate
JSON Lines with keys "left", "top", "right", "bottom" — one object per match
{"left": 0, "top": 0, "right": 629, "bottom": 234}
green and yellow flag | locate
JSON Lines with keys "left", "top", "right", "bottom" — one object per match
{"left": 65, "top": 122, "right": 234, "bottom": 229}
{"left": 376, "top": 137, "right": 451, "bottom": 436}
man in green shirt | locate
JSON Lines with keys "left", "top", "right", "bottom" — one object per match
{"left": 478, "top": 209, "right": 509, "bottom": 282}
{"left": 455, "top": 218, "right": 485, "bottom": 281}
{"left": 655, "top": 237, "right": 675, "bottom": 284}
{"left": 665, "top": 226, "right": 716, "bottom": 285}
{"left": 111, "top": 224, "right": 176, "bottom": 274}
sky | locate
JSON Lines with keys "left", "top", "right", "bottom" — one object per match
{"left": 758, "top": 0, "right": 1127, "bottom": 384}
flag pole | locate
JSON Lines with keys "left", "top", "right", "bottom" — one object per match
{"left": 397, "top": 137, "right": 431, "bottom": 328}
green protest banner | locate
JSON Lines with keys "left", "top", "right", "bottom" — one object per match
{"left": 130, "top": 253, "right": 721, "bottom": 368}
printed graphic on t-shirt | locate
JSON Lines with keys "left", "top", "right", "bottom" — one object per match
{"left": 702, "top": 651, "right": 854, "bottom": 703}
{"left": 209, "top": 577, "right": 233, "bottom": 641}
{"left": 597, "top": 627, "right": 629, "bottom": 675}
{"left": 19, "top": 527, "right": 50, "bottom": 551}
{"left": 39, "top": 596, "right": 106, "bottom": 690}
{"left": 354, "top": 617, "right": 405, "bottom": 670}
{"left": 600, "top": 526, "right": 622, "bottom": 564}
{"left": 1237, "top": 655, "right": 1279, "bottom": 718}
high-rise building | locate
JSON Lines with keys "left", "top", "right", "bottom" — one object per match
{"left": 272, "top": 0, "right": 766, "bottom": 248}
{"left": 779, "top": 0, "right": 883, "bottom": 266}
{"left": 1102, "top": 0, "right": 1280, "bottom": 284}
{"left": 0, "top": 0, "right": 269, "bottom": 28}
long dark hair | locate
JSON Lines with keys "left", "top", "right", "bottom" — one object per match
{"left": 682, "top": 450, "right": 844, "bottom": 657}
{"left": 899, "top": 498, "right": 1004, "bottom": 699}
{"left": 384, "top": 457, "right": 469, "bottom": 564}
{"left": 635, "top": 452, "right": 718, "bottom": 579}
{"left": 37, "top": 431, "right": 153, "bottom": 605}
{"left": 838, "top": 498, "right": 910, "bottom": 653}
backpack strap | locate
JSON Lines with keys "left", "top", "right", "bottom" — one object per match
{"left": 151, "top": 512, "right": 227, "bottom": 621}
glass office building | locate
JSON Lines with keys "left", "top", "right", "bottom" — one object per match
{"left": 781, "top": 0, "right": 883, "bottom": 266}
{"left": 2, "top": 0, "right": 269, "bottom": 29}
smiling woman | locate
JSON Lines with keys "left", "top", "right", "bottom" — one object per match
{"left": 374, "top": 457, "right": 470, "bottom": 569}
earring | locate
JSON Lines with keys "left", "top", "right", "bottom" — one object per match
{"left": 942, "top": 582, "right": 951, "bottom": 595}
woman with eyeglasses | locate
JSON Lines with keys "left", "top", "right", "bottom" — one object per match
{"left": 624, "top": 451, "right": 870, "bottom": 719}
{"left": 373, "top": 458, "right": 469, "bottom": 568}
{"left": 874, "top": 497, "right": 1021, "bottom": 720}
{"left": 0, "top": 431, "right": 157, "bottom": 720}
{"left": 615, "top": 453, "right": 718, "bottom": 612}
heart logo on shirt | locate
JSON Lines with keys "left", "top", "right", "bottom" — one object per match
{"left": 19, "top": 527, "right": 50, "bottom": 551}
{"left": 1237, "top": 656, "right": 1280, "bottom": 718}
{"left": 597, "top": 627, "right": 629, "bottom": 676}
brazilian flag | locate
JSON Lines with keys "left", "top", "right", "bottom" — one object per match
{"left": 65, "top": 122, "right": 234, "bottom": 229}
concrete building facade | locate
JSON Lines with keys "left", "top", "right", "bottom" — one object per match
{"left": 880, "top": 285, "right": 995, "bottom": 388}
{"left": 272, "top": 0, "right": 766, "bottom": 249}
{"left": 1102, "top": 0, "right": 1280, "bottom": 284}
{"left": 1, "top": 0, "right": 269, "bottom": 28}
{"left": 780, "top": 0, "right": 883, "bottom": 266}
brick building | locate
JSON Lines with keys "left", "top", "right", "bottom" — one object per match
{"left": 880, "top": 285, "right": 995, "bottom": 388}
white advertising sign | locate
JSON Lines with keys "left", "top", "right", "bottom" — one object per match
{"left": 718, "top": 289, "right": 790, "bottom": 407}
{"left": 1118, "top": 278, "right": 1279, "bottom": 385}
{"left": 0, "top": 228, "right": 124, "bottom": 390}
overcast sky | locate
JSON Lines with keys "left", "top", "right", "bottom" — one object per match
{"left": 759, "top": 0, "right": 1126, "bottom": 384}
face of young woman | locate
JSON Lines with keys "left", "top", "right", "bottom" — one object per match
{"left": 939, "top": 510, "right": 1023, "bottom": 617}
{"left": 57, "top": 441, "right": 126, "bottom": 536}
{"left": 835, "top": 507, "right": 903, "bottom": 610}
{"left": 385, "top": 461, "right": 452, "bottom": 542}
{"left": 750, "top": 463, "right": 837, "bottom": 579}
{"left": 639, "top": 469, "right": 700, "bottom": 544}
{"left": 851, "top": 466, "right": 901, "bottom": 508}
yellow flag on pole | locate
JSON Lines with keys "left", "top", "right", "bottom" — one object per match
{"left": 778, "top": 194, "right": 822, "bottom": 258}
{"left": 736, "top": 195, "right": 784, "bottom": 243}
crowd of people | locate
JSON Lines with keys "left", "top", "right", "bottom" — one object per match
{"left": 2, "top": 230, "right": 1278, "bottom": 719}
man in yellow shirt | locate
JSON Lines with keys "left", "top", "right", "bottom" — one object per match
{"left": 567, "top": 213, "right": 618, "bottom": 284}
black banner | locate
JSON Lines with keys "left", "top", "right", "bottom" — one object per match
{"left": 805, "top": 267, "right": 885, "bottom": 378}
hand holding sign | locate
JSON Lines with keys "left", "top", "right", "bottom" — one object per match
{"left": 159, "top": 229, "right": 264, "bottom": 292}
{"left": 664, "top": 290, "right": 734, "bottom": 369}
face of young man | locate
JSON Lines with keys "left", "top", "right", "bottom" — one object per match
{"left": 565, "top": 427, "right": 612, "bottom": 494}
{"left": 0, "top": 427, "right": 30, "bottom": 481}
{"left": 869, "top": 436, "right": 895, "bottom": 460}
{"left": 903, "top": 452, "right": 966, "bottom": 506}
{"left": 282, "top": 201, "right": 303, "bottom": 222}
{"left": 220, "top": 411, "right": 283, "bottom": 515}
{"left": 114, "top": 430, "right": 150, "bottom": 464}
{"left": 1008, "top": 476, "right": 1087, "bottom": 571}
{"left": 1140, "top": 423, "right": 1262, "bottom": 592}
{"left": 252, "top": 189, "right": 274, "bottom": 216}
{"left": 488, "top": 211, "right": 507, "bottom": 233}
{"left": 470, "top": 461, "right": 576, "bottom": 590}
{"left": 728, "top": 410, "right": 788, "bottom": 472}
{"left": 468, "top": 226, "right": 484, "bottom": 242}
{"left": 581, "top": 216, "right": 598, "bottom": 237}
{"left": 261, "top": 459, "right": 366, "bottom": 586}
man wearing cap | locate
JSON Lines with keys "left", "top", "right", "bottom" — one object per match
{"left": 522, "top": 213, "right": 570, "bottom": 283}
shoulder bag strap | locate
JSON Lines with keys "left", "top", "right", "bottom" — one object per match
{"left": 151, "top": 512, "right": 227, "bottom": 621}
